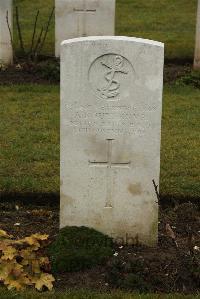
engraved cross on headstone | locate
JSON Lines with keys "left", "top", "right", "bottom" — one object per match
{"left": 89, "top": 139, "right": 131, "bottom": 208}
{"left": 73, "top": 0, "right": 97, "bottom": 36}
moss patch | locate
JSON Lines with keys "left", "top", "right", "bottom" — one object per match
{"left": 48, "top": 226, "right": 113, "bottom": 273}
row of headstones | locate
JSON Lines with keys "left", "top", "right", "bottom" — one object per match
{"left": 0, "top": 0, "right": 115, "bottom": 64}
{"left": 1, "top": 0, "right": 165, "bottom": 245}
{"left": 1, "top": 0, "right": 200, "bottom": 69}
{"left": 0, "top": 2, "right": 196, "bottom": 245}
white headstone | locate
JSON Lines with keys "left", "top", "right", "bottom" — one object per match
{"left": 60, "top": 36, "right": 164, "bottom": 246}
{"left": 0, "top": 0, "right": 13, "bottom": 64}
{"left": 194, "top": 0, "right": 200, "bottom": 69}
{"left": 55, "top": 0, "right": 115, "bottom": 57}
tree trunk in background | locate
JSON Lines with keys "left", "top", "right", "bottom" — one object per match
{"left": 194, "top": 0, "right": 200, "bottom": 69}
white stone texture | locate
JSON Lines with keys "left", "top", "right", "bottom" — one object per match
{"left": 60, "top": 36, "right": 164, "bottom": 246}
{"left": 194, "top": 0, "right": 200, "bottom": 69}
{"left": 55, "top": 0, "right": 115, "bottom": 57}
{"left": 0, "top": 0, "right": 13, "bottom": 64}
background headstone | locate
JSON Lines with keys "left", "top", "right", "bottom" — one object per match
{"left": 60, "top": 36, "right": 164, "bottom": 246}
{"left": 0, "top": 0, "right": 13, "bottom": 64}
{"left": 194, "top": 0, "right": 200, "bottom": 69}
{"left": 55, "top": 0, "right": 115, "bottom": 57}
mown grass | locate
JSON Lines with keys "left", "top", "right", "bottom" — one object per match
{"left": 116, "top": 0, "right": 197, "bottom": 60}
{"left": 13, "top": 0, "right": 197, "bottom": 60}
{"left": 0, "top": 85, "right": 59, "bottom": 193}
{"left": 0, "top": 84, "right": 199, "bottom": 198}
{"left": 0, "top": 289, "right": 199, "bottom": 299}
{"left": 160, "top": 84, "right": 200, "bottom": 198}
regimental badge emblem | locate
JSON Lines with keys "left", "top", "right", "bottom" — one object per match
{"left": 89, "top": 54, "right": 134, "bottom": 101}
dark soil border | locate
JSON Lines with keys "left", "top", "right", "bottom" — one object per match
{"left": 0, "top": 59, "right": 192, "bottom": 85}
{"left": 0, "top": 192, "right": 199, "bottom": 209}
{"left": 0, "top": 200, "right": 199, "bottom": 293}
{"left": 0, "top": 192, "right": 60, "bottom": 207}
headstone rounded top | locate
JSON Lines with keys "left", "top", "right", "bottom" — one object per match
{"left": 61, "top": 36, "right": 164, "bottom": 48}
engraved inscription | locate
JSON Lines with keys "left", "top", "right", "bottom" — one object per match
{"left": 65, "top": 103, "right": 158, "bottom": 136}
{"left": 89, "top": 139, "right": 131, "bottom": 208}
{"left": 89, "top": 54, "right": 134, "bottom": 101}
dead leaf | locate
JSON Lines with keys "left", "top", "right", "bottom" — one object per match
{"left": 24, "top": 234, "right": 49, "bottom": 250}
{"left": 0, "top": 229, "right": 54, "bottom": 291}
{"left": 5, "top": 278, "right": 23, "bottom": 291}
{"left": 20, "top": 248, "right": 36, "bottom": 265}
{"left": 5, "top": 272, "right": 30, "bottom": 291}
{"left": 166, "top": 223, "right": 176, "bottom": 240}
{"left": 165, "top": 223, "right": 178, "bottom": 247}
{"left": 31, "top": 234, "right": 49, "bottom": 241}
{"left": 0, "top": 241, "right": 8, "bottom": 252}
{"left": 39, "top": 257, "right": 51, "bottom": 272}
{"left": 24, "top": 236, "right": 40, "bottom": 250}
{"left": 0, "top": 261, "right": 22, "bottom": 280}
{"left": 1, "top": 246, "right": 17, "bottom": 260}
{"left": 31, "top": 259, "right": 41, "bottom": 274}
{"left": 0, "top": 230, "right": 13, "bottom": 239}
{"left": 31, "top": 209, "right": 52, "bottom": 217}
{"left": 33, "top": 273, "right": 55, "bottom": 291}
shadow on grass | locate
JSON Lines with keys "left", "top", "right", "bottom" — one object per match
{"left": 0, "top": 192, "right": 59, "bottom": 207}
{"left": 0, "top": 192, "right": 199, "bottom": 208}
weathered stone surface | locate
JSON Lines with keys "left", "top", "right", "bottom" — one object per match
{"left": 194, "top": 0, "right": 200, "bottom": 69}
{"left": 55, "top": 0, "right": 115, "bottom": 57}
{"left": 60, "top": 36, "right": 164, "bottom": 246}
{"left": 0, "top": 0, "right": 13, "bottom": 64}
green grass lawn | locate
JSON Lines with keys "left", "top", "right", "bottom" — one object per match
{"left": 0, "top": 85, "right": 59, "bottom": 193}
{"left": 0, "top": 84, "right": 199, "bottom": 198}
{"left": 0, "top": 289, "right": 199, "bottom": 299}
{"left": 13, "top": 0, "right": 197, "bottom": 60}
{"left": 160, "top": 84, "right": 200, "bottom": 199}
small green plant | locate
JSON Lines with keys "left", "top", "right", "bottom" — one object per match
{"left": 0, "top": 229, "right": 55, "bottom": 291}
{"left": 122, "top": 273, "right": 151, "bottom": 292}
{"left": 48, "top": 226, "right": 113, "bottom": 273}
{"left": 181, "top": 252, "right": 200, "bottom": 284}
{"left": 176, "top": 71, "right": 200, "bottom": 88}
{"left": 106, "top": 256, "right": 152, "bottom": 292}
{"left": 35, "top": 60, "right": 60, "bottom": 82}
